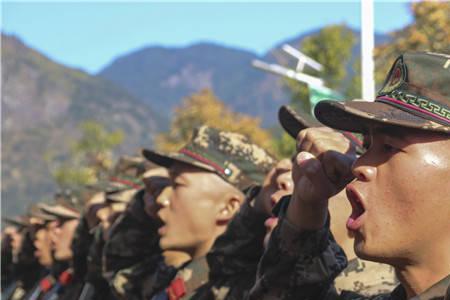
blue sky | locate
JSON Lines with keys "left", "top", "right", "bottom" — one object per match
{"left": 2, "top": 1, "right": 413, "bottom": 74}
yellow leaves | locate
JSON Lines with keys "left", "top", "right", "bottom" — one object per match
{"left": 375, "top": 1, "right": 450, "bottom": 86}
{"left": 155, "top": 89, "right": 276, "bottom": 154}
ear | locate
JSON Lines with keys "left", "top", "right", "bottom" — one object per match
{"left": 216, "top": 192, "right": 244, "bottom": 225}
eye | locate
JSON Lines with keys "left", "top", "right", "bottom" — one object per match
{"left": 382, "top": 143, "right": 398, "bottom": 154}
{"left": 362, "top": 135, "right": 371, "bottom": 150}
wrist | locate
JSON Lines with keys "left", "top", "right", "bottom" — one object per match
{"left": 287, "top": 192, "right": 328, "bottom": 231}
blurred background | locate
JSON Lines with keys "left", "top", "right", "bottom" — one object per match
{"left": 1, "top": 0, "right": 449, "bottom": 216}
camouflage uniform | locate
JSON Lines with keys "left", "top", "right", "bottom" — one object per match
{"left": 103, "top": 189, "right": 161, "bottom": 279}
{"left": 2, "top": 227, "right": 46, "bottom": 300}
{"left": 111, "top": 254, "right": 175, "bottom": 300}
{"left": 248, "top": 198, "right": 449, "bottom": 300}
{"left": 182, "top": 186, "right": 267, "bottom": 300}
{"left": 71, "top": 214, "right": 95, "bottom": 282}
{"left": 139, "top": 126, "right": 276, "bottom": 300}
{"left": 81, "top": 225, "right": 117, "bottom": 300}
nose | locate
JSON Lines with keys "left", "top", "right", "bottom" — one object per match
{"left": 155, "top": 187, "right": 171, "bottom": 207}
{"left": 352, "top": 157, "right": 377, "bottom": 182}
{"left": 276, "top": 172, "right": 293, "bottom": 193}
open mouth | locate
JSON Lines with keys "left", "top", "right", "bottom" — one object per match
{"left": 346, "top": 186, "right": 366, "bottom": 231}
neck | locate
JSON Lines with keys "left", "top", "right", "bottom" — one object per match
{"left": 395, "top": 243, "right": 450, "bottom": 299}
{"left": 189, "top": 238, "right": 216, "bottom": 260}
{"left": 190, "top": 227, "right": 226, "bottom": 260}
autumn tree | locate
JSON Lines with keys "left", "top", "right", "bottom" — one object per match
{"left": 283, "top": 24, "right": 356, "bottom": 112}
{"left": 50, "top": 121, "right": 124, "bottom": 193}
{"left": 155, "top": 89, "right": 276, "bottom": 155}
{"left": 374, "top": 1, "right": 450, "bottom": 85}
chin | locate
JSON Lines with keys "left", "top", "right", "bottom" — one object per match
{"left": 354, "top": 242, "right": 394, "bottom": 265}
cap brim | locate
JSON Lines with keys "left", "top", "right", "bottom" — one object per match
{"left": 3, "top": 217, "right": 29, "bottom": 228}
{"left": 278, "top": 105, "right": 322, "bottom": 138}
{"left": 39, "top": 204, "right": 80, "bottom": 220}
{"left": 106, "top": 189, "right": 138, "bottom": 203}
{"left": 141, "top": 149, "right": 216, "bottom": 173}
{"left": 314, "top": 100, "right": 450, "bottom": 134}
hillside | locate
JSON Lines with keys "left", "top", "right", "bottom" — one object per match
{"left": 1, "top": 34, "right": 162, "bottom": 216}
{"left": 99, "top": 27, "right": 390, "bottom": 126}
{"left": 99, "top": 43, "right": 287, "bottom": 127}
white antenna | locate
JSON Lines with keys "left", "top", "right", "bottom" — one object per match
{"left": 282, "top": 44, "right": 323, "bottom": 72}
{"left": 252, "top": 59, "right": 324, "bottom": 88}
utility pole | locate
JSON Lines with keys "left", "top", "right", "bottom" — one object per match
{"left": 361, "top": 0, "right": 375, "bottom": 101}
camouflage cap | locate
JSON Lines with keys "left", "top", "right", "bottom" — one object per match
{"left": 315, "top": 52, "right": 450, "bottom": 134}
{"left": 39, "top": 203, "right": 80, "bottom": 220}
{"left": 28, "top": 204, "right": 58, "bottom": 223}
{"left": 88, "top": 156, "right": 147, "bottom": 194}
{"left": 142, "top": 125, "right": 276, "bottom": 191}
{"left": 106, "top": 188, "right": 138, "bottom": 204}
{"left": 2, "top": 216, "right": 29, "bottom": 228}
{"left": 278, "top": 105, "right": 365, "bottom": 154}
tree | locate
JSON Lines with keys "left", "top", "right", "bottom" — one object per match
{"left": 282, "top": 24, "right": 356, "bottom": 116}
{"left": 50, "top": 121, "right": 124, "bottom": 193}
{"left": 277, "top": 25, "right": 356, "bottom": 157}
{"left": 155, "top": 89, "right": 276, "bottom": 155}
{"left": 374, "top": 1, "right": 450, "bottom": 85}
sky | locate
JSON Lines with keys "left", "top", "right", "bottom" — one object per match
{"left": 1, "top": 1, "right": 413, "bottom": 74}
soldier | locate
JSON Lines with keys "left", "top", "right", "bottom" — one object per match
{"left": 3, "top": 210, "right": 53, "bottom": 300}
{"left": 249, "top": 52, "right": 450, "bottom": 299}
{"left": 139, "top": 125, "right": 275, "bottom": 299}
{"left": 106, "top": 166, "right": 194, "bottom": 300}
{"left": 189, "top": 158, "right": 294, "bottom": 300}
{"left": 36, "top": 200, "right": 81, "bottom": 300}
{"left": 78, "top": 156, "right": 148, "bottom": 300}
{"left": 278, "top": 105, "right": 398, "bottom": 296}
{"left": 1, "top": 216, "right": 30, "bottom": 299}
{"left": 2, "top": 217, "right": 27, "bottom": 291}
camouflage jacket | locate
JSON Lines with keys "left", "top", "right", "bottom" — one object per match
{"left": 113, "top": 196, "right": 265, "bottom": 300}
{"left": 103, "top": 189, "right": 162, "bottom": 278}
{"left": 85, "top": 226, "right": 117, "bottom": 300}
{"left": 247, "top": 200, "right": 449, "bottom": 300}
{"left": 71, "top": 214, "right": 94, "bottom": 281}
{"left": 111, "top": 254, "right": 176, "bottom": 300}
{"left": 188, "top": 188, "right": 268, "bottom": 300}
{"left": 151, "top": 256, "right": 210, "bottom": 300}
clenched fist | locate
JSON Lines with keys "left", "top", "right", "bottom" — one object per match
{"left": 287, "top": 127, "right": 357, "bottom": 231}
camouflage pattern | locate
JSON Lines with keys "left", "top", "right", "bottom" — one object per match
{"left": 248, "top": 200, "right": 449, "bottom": 300}
{"left": 160, "top": 256, "right": 210, "bottom": 300}
{"left": 90, "top": 155, "right": 148, "bottom": 195}
{"left": 103, "top": 189, "right": 161, "bottom": 278}
{"left": 183, "top": 187, "right": 267, "bottom": 300}
{"left": 315, "top": 52, "right": 450, "bottom": 134}
{"left": 38, "top": 202, "right": 80, "bottom": 220}
{"left": 111, "top": 255, "right": 176, "bottom": 300}
{"left": 143, "top": 125, "right": 276, "bottom": 191}
{"left": 278, "top": 105, "right": 365, "bottom": 154}
{"left": 71, "top": 214, "right": 95, "bottom": 281}
{"left": 84, "top": 226, "right": 117, "bottom": 300}
{"left": 104, "top": 189, "right": 173, "bottom": 300}
{"left": 334, "top": 258, "right": 397, "bottom": 296}
{"left": 248, "top": 210, "right": 347, "bottom": 300}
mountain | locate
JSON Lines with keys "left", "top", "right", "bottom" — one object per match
{"left": 1, "top": 34, "right": 162, "bottom": 216}
{"left": 99, "top": 27, "right": 390, "bottom": 126}
{"left": 99, "top": 43, "right": 287, "bottom": 127}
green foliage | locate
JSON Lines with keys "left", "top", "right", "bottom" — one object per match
{"left": 345, "top": 60, "right": 362, "bottom": 100}
{"left": 282, "top": 24, "right": 355, "bottom": 113}
{"left": 301, "top": 24, "right": 355, "bottom": 90}
{"left": 272, "top": 132, "right": 297, "bottom": 158}
{"left": 155, "top": 89, "right": 277, "bottom": 154}
{"left": 374, "top": 1, "right": 450, "bottom": 86}
{"left": 51, "top": 121, "right": 124, "bottom": 192}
